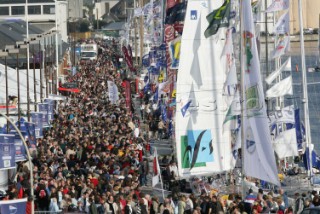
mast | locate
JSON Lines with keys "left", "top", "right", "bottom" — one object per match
{"left": 239, "top": 0, "right": 246, "bottom": 199}
{"left": 298, "top": 0, "right": 312, "bottom": 177}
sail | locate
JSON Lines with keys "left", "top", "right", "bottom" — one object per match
{"left": 241, "top": 0, "right": 280, "bottom": 186}
{"left": 175, "top": 0, "right": 232, "bottom": 178}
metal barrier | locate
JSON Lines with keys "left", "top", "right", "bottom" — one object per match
{"left": 34, "top": 211, "right": 63, "bottom": 214}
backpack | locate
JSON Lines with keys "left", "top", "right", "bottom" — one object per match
{"left": 39, "top": 189, "right": 46, "bottom": 198}
{"left": 97, "top": 204, "right": 105, "bottom": 214}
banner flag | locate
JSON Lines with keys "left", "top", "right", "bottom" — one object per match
{"left": 241, "top": 0, "right": 280, "bottom": 186}
{"left": 107, "top": 81, "right": 119, "bottom": 104}
{"left": 0, "top": 198, "right": 27, "bottom": 213}
{"left": 274, "top": 10, "right": 290, "bottom": 35}
{"left": 168, "top": 36, "right": 181, "bottom": 69}
{"left": 30, "top": 112, "right": 43, "bottom": 138}
{"left": 8, "top": 131, "right": 27, "bottom": 162}
{"left": 265, "top": 0, "right": 289, "bottom": 13}
{"left": 266, "top": 75, "right": 293, "bottom": 98}
{"left": 0, "top": 134, "right": 16, "bottom": 170}
{"left": 24, "top": 122, "right": 36, "bottom": 148}
{"left": 294, "top": 109, "right": 303, "bottom": 150}
{"left": 165, "top": 2, "right": 187, "bottom": 24}
{"left": 44, "top": 98, "right": 55, "bottom": 121}
{"left": 204, "top": 0, "right": 231, "bottom": 38}
{"left": 265, "top": 57, "right": 291, "bottom": 84}
{"left": 270, "top": 36, "right": 290, "bottom": 59}
{"left": 272, "top": 128, "right": 298, "bottom": 159}
{"left": 152, "top": 148, "right": 161, "bottom": 187}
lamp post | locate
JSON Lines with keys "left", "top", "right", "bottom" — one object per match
{"left": 25, "top": 0, "right": 31, "bottom": 122}
{"left": 0, "top": 51, "right": 9, "bottom": 132}
{"left": 55, "top": 0, "right": 59, "bottom": 95}
{"left": 0, "top": 113, "right": 34, "bottom": 214}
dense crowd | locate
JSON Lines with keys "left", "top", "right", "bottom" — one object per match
{"left": 3, "top": 40, "right": 320, "bottom": 214}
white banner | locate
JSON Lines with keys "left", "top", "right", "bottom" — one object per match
{"left": 271, "top": 36, "right": 290, "bottom": 59}
{"left": 265, "top": 57, "right": 291, "bottom": 84}
{"left": 107, "top": 81, "right": 119, "bottom": 104}
{"left": 265, "top": 0, "right": 289, "bottom": 13}
{"left": 242, "top": 0, "right": 280, "bottom": 186}
{"left": 266, "top": 75, "right": 293, "bottom": 98}
{"left": 274, "top": 11, "right": 290, "bottom": 35}
{"left": 273, "top": 129, "right": 298, "bottom": 159}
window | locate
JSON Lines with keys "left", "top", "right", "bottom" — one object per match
{"left": 28, "top": 5, "right": 41, "bottom": 15}
{"left": 0, "top": 7, "right": 9, "bottom": 15}
{"left": 11, "top": 6, "right": 25, "bottom": 15}
{"left": 43, "top": 5, "right": 55, "bottom": 14}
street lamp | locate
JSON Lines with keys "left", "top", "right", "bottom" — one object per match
{"left": 0, "top": 51, "right": 9, "bottom": 132}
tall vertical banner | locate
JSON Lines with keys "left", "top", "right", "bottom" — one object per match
{"left": 122, "top": 46, "right": 136, "bottom": 72}
{"left": 0, "top": 134, "right": 16, "bottom": 170}
{"left": 30, "top": 112, "right": 43, "bottom": 138}
{"left": 107, "top": 81, "right": 119, "bottom": 105}
{"left": 8, "top": 130, "right": 27, "bottom": 162}
{"left": 124, "top": 80, "right": 132, "bottom": 111}
{"left": 44, "top": 98, "right": 55, "bottom": 121}
{"left": 0, "top": 198, "right": 27, "bottom": 214}
{"left": 38, "top": 103, "right": 50, "bottom": 126}
{"left": 175, "top": 0, "right": 232, "bottom": 178}
{"left": 241, "top": 0, "right": 280, "bottom": 186}
{"left": 24, "top": 122, "right": 36, "bottom": 148}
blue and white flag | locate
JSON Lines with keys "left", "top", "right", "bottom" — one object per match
{"left": 0, "top": 198, "right": 27, "bottom": 214}
{"left": 161, "top": 104, "right": 167, "bottom": 122}
{"left": 0, "top": 134, "right": 15, "bottom": 170}
{"left": 24, "top": 122, "right": 36, "bottom": 148}
{"left": 8, "top": 131, "right": 27, "bottom": 162}
{"left": 295, "top": 109, "right": 303, "bottom": 150}
{"left": 180, "top": 99, "right": 192, "bottom": 117}
{"left": 30, "top": 112, "right": 43, "bottom": 138}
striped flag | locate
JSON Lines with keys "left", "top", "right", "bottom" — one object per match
{"left": 152, "top": 148, "right": 161, "bottom": 187}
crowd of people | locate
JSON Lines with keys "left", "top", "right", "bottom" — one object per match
{"left": 3, "top": 39, "right": 320, "bottom": 214}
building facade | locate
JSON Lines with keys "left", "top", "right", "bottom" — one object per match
{"left": 0, "top": 0, "right": 68, "bottom": 42}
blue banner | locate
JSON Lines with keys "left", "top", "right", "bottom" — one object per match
{"left": 30, "top": 112, "right": 43, "bottom": 138}
{"left": 0, "top": 198, "right": 27, "bottom": 213}
{"left": 44, "top": 98, "right": 55, "bottom": 120}
{"left": 15, "top": 117, "right": 27, "bottom": 133}
{"left": 0, "top": 134, "right": 16, "bottom": 169}
{"left": 8, "top": 131, "right": 27, "bottom": 162}
{"left": 294, "top": 109, "right": 303, "bottom": 150}
{"left": 24, "top": 122, "right": 36, "bottom": 148}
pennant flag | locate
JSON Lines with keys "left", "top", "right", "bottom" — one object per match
{"left": 241, "top": 0, "right": 280, "bottom": 186}
{"left": 265, "top": 57, "right": 291, "bottom": 84}
{"left": 266, "top": 75, "right": 293, "bottom": 98}
{"left": 272, "top": 128, "right": 298, "bottom": 159}
{"left": 265, "top": 0, "right": 289, "bottom": 13}
{"left": 0, "top": 198, "right": 27, "bottom": 213}
{"left": 204, "top": 0, "right": 231, "bottom": 38}
{"left": 274, "top": 10, "right": 290, "bottom": 35}
{"left": 180, "top": 99, "right": 191, "bottom": 117}
{"left": 152, "top": 148, "right": 161, "bottom": 187}
{"left": 223, "top": 93, "right": 241, "bottom": 131}
{"left": 165, "top": 2, "right": 187, "bottom": 24}
{"left": 270, "top": 36, "right": 290, "bottom": 59}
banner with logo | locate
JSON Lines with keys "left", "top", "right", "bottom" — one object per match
{"left": 8, "top": 130, "right": 27, "bottom": 162}
{"left": 0, "top": 134, "right": 16, "bottom": 170}
{"left": 124, "top": 80, "right": 132, "bottom": 111}
{"left": 38, "top": 103, "right": 50, "bottom": 126}
{"left": 0, "top": 198, "right": 27, "bottom": 213}
{"left": 30, "top": 112, "right": 43, "bottom": 138}
{"left": 44, "top": 98, "right": 55, "bottom": 121}
{"left": 24, "top": 122, "right": 36, "bottom": 148}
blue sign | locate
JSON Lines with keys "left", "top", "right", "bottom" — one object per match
{"left": 0, "top": 134, "right": 15, "bottom": 169}
{"left": 24, "top": 122, "right": 36, "bottom": 148}
{"left": 31, "top": 112, "right": 43, "bottom": 138}
{"left": 191, "top": 10, "right": 197, "bottom": 20}
{"left": 0, "top": 198, "right": 27, "bottom": 214}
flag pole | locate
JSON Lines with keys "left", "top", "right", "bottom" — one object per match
{"left": 239, "top": 0, "right": 246, "bottom": 200}
{"left": 155, "top": 148, "right": 165, "bottom": 200}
